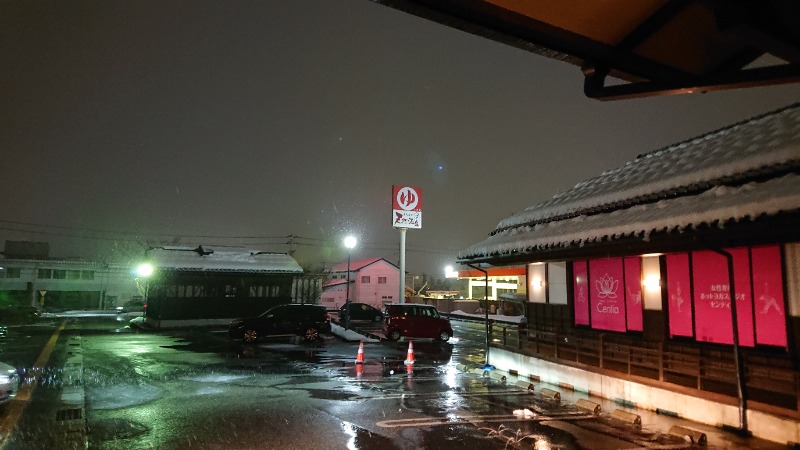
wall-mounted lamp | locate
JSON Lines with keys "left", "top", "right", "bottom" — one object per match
{"left": 642, "top": 274, "right": 661, "bottom": 291}
{"left": 532, "top": 278, "right": 544, "bottom": 288}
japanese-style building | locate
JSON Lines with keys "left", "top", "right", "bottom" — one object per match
{"left": 142, "top": 245, "right": 303, "bottom": 328}
{"left": 458, "top": 103, "right": 800, "bottom": 443}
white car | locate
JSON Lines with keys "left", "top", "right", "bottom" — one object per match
{"left": 0, "top": 362, "right": 19, "bottom": 407}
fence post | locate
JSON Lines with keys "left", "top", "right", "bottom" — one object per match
{"left": 599, "top": 334, "right": 604, "bottom": 369}
{"left": 697, "top": 349, "right": 703, "bottom": 390}
{"left": 555, "top": 330, "right": 559, "bottom": 359}
{"left": 628, "top": 344, "right": 632, "bottom": 375}
{"left": 797, "top": 371, "right": 800, "bottom": 414}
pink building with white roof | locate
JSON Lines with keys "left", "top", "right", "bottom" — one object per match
{"left": 320, "top": 257, "right": 400, "bottom": 310}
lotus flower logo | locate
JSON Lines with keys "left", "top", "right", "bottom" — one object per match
{"left": 595, "top": 273, "right": 619, "bottom": 299}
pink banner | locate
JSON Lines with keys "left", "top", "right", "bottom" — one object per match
{"left": 666, "top": 253, "right": 693, "bottom": 338}
{"left": 751, "top": 245, "right": 787, "bottom": 347}
{"left": 691, "top": 249, "right": 753, "bottom": 346}
{"left": 624, "top": 257, "right": 643, "bottom": 332}
{"left": 589, "top": 258, "right": 626, "bottom": 332}
{"left": 573, "top": 261, "right": 589, "bottom": 326}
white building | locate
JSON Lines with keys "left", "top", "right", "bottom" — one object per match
{"left": 0, "top": 245, "right": 139, "bottom": 311}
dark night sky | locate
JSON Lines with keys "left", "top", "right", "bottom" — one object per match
{"left": 2, "top": 1, "right": 799, "bottom": 276}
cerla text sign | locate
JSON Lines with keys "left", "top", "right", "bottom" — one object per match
{"left": 392, "top": 185, "right": 422, "bottom": 229}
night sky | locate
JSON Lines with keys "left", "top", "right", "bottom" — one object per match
{"left": 2, "top": 1, "right": 800, "bottom": 276}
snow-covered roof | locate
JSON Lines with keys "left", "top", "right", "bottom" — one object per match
{"left": 147, "top": 246, "right": 303, "bottom": 273}
{"left": 330, "top": 257, "right": 398, "bottom": 273}
{"left": 461, "top": 103, "right": 800, "bottom": 261}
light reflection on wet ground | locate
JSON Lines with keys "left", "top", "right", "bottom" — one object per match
{"left": 3, "top": 316, "right": 791, "bottom": 449}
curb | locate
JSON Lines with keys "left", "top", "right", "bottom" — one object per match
{"left": 55, "top": 335, "right": 87, "bottom": 449}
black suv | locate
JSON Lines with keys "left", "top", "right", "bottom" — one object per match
{"left": 339, "top": 302, "right": 384, "bottom": 323}
{"left": 229, "top": 304, "right": 331, "bottom": 343}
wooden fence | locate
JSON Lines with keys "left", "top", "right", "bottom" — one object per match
{"left": 489, "top": 323, "right": 799, "bottom": 413}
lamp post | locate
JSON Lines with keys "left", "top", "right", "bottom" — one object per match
{"left": 467, "top": 263, "right": 493, "bottom": 370}
{"left": 343, "top": 236, "right": 357, "bottom": 329}
{"left": 136, "top": 263, "right": 154, "bottom": 315}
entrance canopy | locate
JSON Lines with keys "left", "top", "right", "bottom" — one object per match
{"left": 373, "top": 0, "right": 800, "bottom": 99}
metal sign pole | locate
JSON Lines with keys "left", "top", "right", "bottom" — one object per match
{"left": 399, "top": 228, "right": 406, "bottom": 303}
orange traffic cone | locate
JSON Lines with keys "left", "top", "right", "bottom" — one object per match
{"left": 404, "top": 340, "right": 415, "bottom": 365}
{"left": 355, "top": 363, "right": 363, "bottom": 380}
{"left": 355, "top": 340, "right": 365, "bottom": 364}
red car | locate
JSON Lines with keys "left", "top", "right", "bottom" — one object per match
{"left": 383, "top": 304, "right": 452, "bottom": 342}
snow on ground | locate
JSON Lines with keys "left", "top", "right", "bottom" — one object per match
{"left": 330, "top": 323, "right": 380, "bottom": 342}
{"left": 88, "top": 384, "right": 163, "bottom": 410}
{"left": 448, "top": 310, "right": 526, "bottom": 324}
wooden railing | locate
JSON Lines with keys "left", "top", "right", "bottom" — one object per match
{"left": 488, "top": 323, "right": 800, "bottom": 413}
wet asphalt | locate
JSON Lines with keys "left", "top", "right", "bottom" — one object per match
{"left": 0, "top": 313, "right": 793, "bottom": 449}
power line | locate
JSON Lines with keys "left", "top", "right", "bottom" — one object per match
{"left": 0, "top": 219, "right": 293, "bottom": 240}
{"left": 0, "top": 221, "right": 462, "bottom": 256}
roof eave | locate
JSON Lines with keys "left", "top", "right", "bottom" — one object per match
{"left": 458, "top": 211, "right": 800, "bottom": 266}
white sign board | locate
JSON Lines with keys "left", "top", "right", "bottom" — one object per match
{"left": 392, "top": 185, "right": 422, "bottom": 229}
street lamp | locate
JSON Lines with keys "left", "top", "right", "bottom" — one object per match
{"left": 136, "top": 263, "right": 154, "bottom": 314}
{"left": 343, "top": 236, "right": 357, "bottom": 329}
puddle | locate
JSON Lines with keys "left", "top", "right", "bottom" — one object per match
{"left": 88, "top": 418, "right": 149, "bottom": 441}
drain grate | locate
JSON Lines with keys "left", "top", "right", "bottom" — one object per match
{"left": 56, "top": 408, "right": 83, "bottom": 421}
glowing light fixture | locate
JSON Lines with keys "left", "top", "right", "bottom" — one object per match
{"left": 136, "top": 263, "right": 153, "bottom": 278}
{"left": 643, "top": 274, "right": 661, "bottom": 290}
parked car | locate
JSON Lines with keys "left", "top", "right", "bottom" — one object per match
{"left": 116, "top": 299, "right": 145, "bottom": 314}
{"left": 339, "top": 302, "right": 383, "bottom": 323}
{"left": 229, "top": 304, "right": 331, "bottom": 343}
{"left": 383, "top": 304, "right": 453, "bottom": 342}
{"left": 0, "top": 361, "right": 19, "bottom": 407}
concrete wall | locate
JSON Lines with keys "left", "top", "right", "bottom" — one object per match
{"left": 489, "top": 347, "right": 800, "bottom": 445}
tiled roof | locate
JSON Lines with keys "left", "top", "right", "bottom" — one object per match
{"left": 461, "top": 103, "right": 800, "bottom": 261}
{"left": 493, "top": 103, "right": 800, "bottom": 234}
